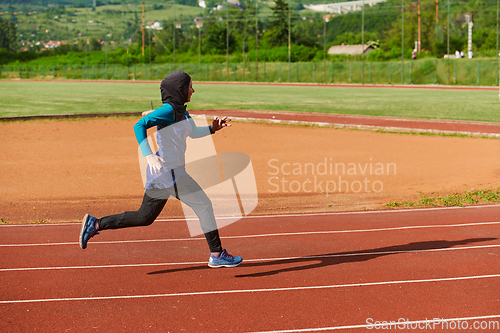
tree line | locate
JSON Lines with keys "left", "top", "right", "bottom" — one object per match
{"left": 1, "top": 0, "right": 498, "bottom": 66}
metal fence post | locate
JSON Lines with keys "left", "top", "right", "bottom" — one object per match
{"left": 434, "top": 59, "right": 438, "bottom": 84}
{"left": 454, "top": 62, "right": 457, "bottom": 84}
{"left": 409, "top": 62, "right": 412, "bottom": 84}
{"left": 388, "top": 63, "right": 391, "bottom": 84}
{"left": 477, "top": 62, "right": 480, "bottom": 86}
{"left": 369, "top": 62, "right": 372, "bottom": 84}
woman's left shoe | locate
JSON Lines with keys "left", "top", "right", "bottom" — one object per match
{"left": 79, "top": 214, "right": 99, "bottom": 249}
{"left": 208, "top": 249, "right": 243, "bottom": 268}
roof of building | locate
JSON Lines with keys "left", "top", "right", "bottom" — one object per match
{"left": 327, "top": 44, "right": 374, "bottom": 55}
{"left": 304, "top": 0, "right": 386, "bottom": 14}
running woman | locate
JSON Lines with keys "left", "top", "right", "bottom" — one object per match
{"left": 79, "top": 71, "right": 242, "bottom": 268}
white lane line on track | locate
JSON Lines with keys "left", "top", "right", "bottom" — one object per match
{"left": 245, "top": 315, "right": 500, "bottom": 333}
{"left": 2, "top": 220, "right": 500, "bottom": 247}
{"left": 1, "top": 273, "right": 499, "bottom": 304}
{"left": 1, "top": 204, "right": 499, "bottom": 228}
{"left": 2, "top": 243, "right": 499, "bottom": 272}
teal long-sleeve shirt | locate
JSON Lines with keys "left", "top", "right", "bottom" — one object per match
{"left": 134, "top": 103, "right": 213, "bottom": 157}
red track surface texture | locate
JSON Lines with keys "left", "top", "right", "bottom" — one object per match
{"left": 189, "top": 109, "right": 500, "bottom": 137}
{"left": 1, "top": 206, "right": 500, "bottom": 332}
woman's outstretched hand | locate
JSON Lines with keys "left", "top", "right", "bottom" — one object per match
{"left": 146, "top": 154, "right": 165, "bottom": 175}
{"left": 211, "top": 116, "right": 232, "bottom": 132}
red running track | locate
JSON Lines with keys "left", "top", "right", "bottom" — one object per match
{"left": 1, "top": 205, "right": 500, "bottom": 332}
{"left": 189, "top": 109, "right": 500, "bottom": 137}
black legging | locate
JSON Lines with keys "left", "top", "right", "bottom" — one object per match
{"left": 97, "top": 174, "right": 222, "bottom": 253}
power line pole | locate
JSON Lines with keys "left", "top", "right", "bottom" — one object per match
{"left": 226, "top": 1, "right": 229, "bottom": 81}
{"left": 105, "top": 8, "right": 108, "bottom": 78}
{"left": 467, "top": 13, "right": 473, "bottom": 59}
{"left": 362, "top": 0, "right": 365, "bottom": 84}
{"left": 323, "top": 3, "right": 327, "bottom": 84}
{"left": 288, "top": 0, "right": 291, "bottom": 82}
{"left": 447, "top": 0, "right": 450, "bottom": 84}
{"left": 173, "top": 0, "right": 176, "bottom": 66}
{"left": 401, "top": 0, "right": 404, "bottom": 84}
{"left": 197, "top": 21, "right": 202, "bottom": 71}
{"left": 497, "top": 0, "right": 499, "bottom": 99}
{"left": 417, "top": 0, "right": 421, "bottom": 52}
{"left": 255, "top": 0, "right": 259, "bottom": 81}
{"left": 435, "top": 0, "right": 439, "bottom": 39}
{"left": 142, "top": 2, "right": 145, "bottom": 56}
{"left": 435, "top": 0, "right": 439, "bottom": 24}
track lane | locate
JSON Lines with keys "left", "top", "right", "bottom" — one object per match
{"left": 1, "top": 276, "right": 499, "bottom": 332}
{"left": 1, "top": 205, "right": 499, "bottom": 245}
{"left": 1, "top": 207, "right": 499, "bottom": 331}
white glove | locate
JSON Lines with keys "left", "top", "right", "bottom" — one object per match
{"left": 146, "top": 154, "right": 165, "bottom": 175}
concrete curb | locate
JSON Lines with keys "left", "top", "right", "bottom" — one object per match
{"left": 200, "top": 115, "right": 500, "bottom": 138}
{"left": 2, "top": 111, "right": 500, "bottom": 138}
{"left": 0, "top": 112, "right": 142, "bottom": 122}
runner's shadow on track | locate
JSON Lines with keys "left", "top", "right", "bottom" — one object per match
{"left": 147, "top": 238, "right": 496, "bottom": 277}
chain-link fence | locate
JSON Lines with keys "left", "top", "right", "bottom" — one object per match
{"left": 1, "top": 59, "right": 498, "bottom": 86}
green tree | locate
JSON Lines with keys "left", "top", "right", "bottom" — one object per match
{"left": 223, "top": 1, "right": 256, "bottom": 55}
{"left": 204, "top": 23, "right": 235, "bottom": 54}
{"left": 0, "top": 19, "right": 18, "bottom": 52}
{"left": 89, "top": 37, "right": 102, "bottom": 51}
{"left": 263, "top": 0, "right": 290, "bottom": 47}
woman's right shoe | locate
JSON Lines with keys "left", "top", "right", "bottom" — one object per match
{"left": 208, "top": 249, "right": 243, "bottom": 268}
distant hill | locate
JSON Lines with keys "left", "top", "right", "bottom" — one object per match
{"left": 1, "top": 0, "right": 498, "bottom": 61}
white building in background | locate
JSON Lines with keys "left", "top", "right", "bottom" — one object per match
{"left": 146, "top": 21, "right": 163, "bottom": 30}
{"left": 304, "top": 0, "right": 386, "bottom": 14}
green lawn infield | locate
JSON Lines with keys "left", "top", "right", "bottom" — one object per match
{"left": 1, "top": 80, "right": 499, "bottom": 123}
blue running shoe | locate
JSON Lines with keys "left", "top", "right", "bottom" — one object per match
{"left": 208, "top": 249, "right": 243, "bottom": 268}
{"left": 79, "top": 214, "right": 99, "bottom": 249}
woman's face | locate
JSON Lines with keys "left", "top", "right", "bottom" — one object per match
{"left": 187, "top": 80, "right": 195, "bottom": 102}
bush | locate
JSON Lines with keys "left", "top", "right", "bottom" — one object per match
{"left": 248, "top": 45, "right": 317, "bottom": 62}
{"left": 0, "top": 48, "right": 16, "bottom": 65}
{"left": 419, "top": 60, "right": 435, "bottom": 75}
{"left": 366, "top": 48, "right": 386, "bottom": 61}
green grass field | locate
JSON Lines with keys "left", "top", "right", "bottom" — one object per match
{"left": 1, "top": 81, "right": 499, "bottom": 122}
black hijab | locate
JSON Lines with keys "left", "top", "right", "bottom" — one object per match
{"left": 160, "top": 71, "right": 192, "bottom": 122}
